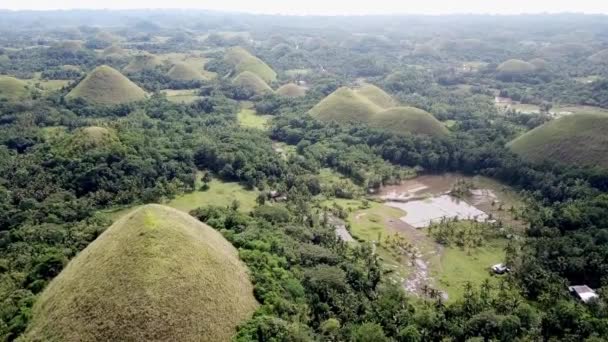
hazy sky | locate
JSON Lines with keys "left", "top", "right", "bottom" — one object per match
{"left": 2, "top": 0, "right": 608, "bottom": 15}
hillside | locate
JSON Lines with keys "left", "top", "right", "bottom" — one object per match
{"left": 588, "top": 49, "right": 608, "bottom": 64}
{"left": 0, "top": 76, "right": 29, "bottom": 101}
{"left": 225, "top": 46, "right": 277, "bottom": 83}
{"left": 124, "top": 53, "right": 163, "bottom": 73}
{"left": 276, "top": 83, "right": 306, "bottom": 97}
{"left": 354, "top": 83, "right": 396, "bottom": 109}
{"left": 23, "top": 204, "right": 258, "bottom": 342}
{"left": 371, "top": 107, "right": 449, "bottom": 137}
{"left": 529, "top": 58, "right": 548, "bottom": 70}
{"left": 309, "top": 87, "right": 381, "bottom": 123}
{"left": 101, "top": 44, "right": 127, "bottom": 58}
{"left": 508, "top": 113, "right": 608, "bottom": 169}
{"left": 66, "top": 65, "right": 146, "bottom": 105}
{"left": 497, "top": 59, "right": 537, "bottom": 76}
{"left": 232, "top": 71, "right": 273, "bottom": 95}
{"left": 167, "top": 62, "right": 207, "bottom": 81}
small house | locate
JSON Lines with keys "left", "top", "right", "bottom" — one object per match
{"left": 569, "top": 285, "right": 599, "bottom": 303}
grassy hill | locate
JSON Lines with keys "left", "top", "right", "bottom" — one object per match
{"left": 66, "top": 65, "right": 146, "bottom": 105}
{"left": 497, "top": 59, "right": 537, "bottom": 76}
{"left": 225, "top": 47, "right": 277, "bottom": 83}
{"left": 101, "top": 44, "right": 127, "bottom": 58}
{"left": 276, "top": 83, "right": 306, "bottom": 97}
{"left": 0, "top": 76, "right": 29, "bottom": 101}
{"left": 167, "top": 62, "right": 207, "bottom": 81}
{"left": 232, "top": 71, "right": 273, "bottom": 95}
{"left": 354, "top": 83, "right": 396, "bottom": 109}
{"left": 309, "top": 87, "right": 381, "bottom": 123}
{"left": 538, "top": 43, "right": 592, "bottom": 58}
{"left": 52, "top": 40, "right": 84, "bottom": 52}
{"left": 23, "top": 204, "right": 258, "bottom": 342}
{"left": 124, "top": 53, "right": 163, "bottom": 73}
{"left": 508, "top": 113, "right": 608, "bottom": 169}
{"left": 371, "top": 107, "right": 449, "bottom": 137}
{"left": 529, "top": 58, "right": 548, "bottom": 70}
{"left": 588, "top": 49, "right": 608, "bottom": 64}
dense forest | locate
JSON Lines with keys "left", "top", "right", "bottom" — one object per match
{"left": 0, "top": 9, "right": 608, "bottom": 342}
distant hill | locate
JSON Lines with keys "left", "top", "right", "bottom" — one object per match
{"left": 101, "top": 44, "right": 127, "bottom": 58}
{"left": 497, "top": 59, "right": 537, "bottom": 76}
{"left": 51, "top": 40, "right": 84, "bottom": 52}
{"left": 508, "top": 113, "right": 608, "bottom": 169}
{"left": 276, "top": 83, "right": 306, "bottom": 97}
{"left": 310, "top": 85, "right": 447, "bottom": 137}
{"left": 66, "top": 65, "right": 146, "bottom": 105}
{"left": 23, "top": 204, "right": 258, "bottom": 342}
{"left": 232, "top": 71, "right": 273, "bottom": 96}
{"left": 371, "top": 107, "right": 449, "bottom": 137}
{"left": 309, "top": 87, "right": 381, "bottom": 124}
{"left": 528, "top": 58, "right": 548, "bottom": 70}
{"left": 225, "top": 47, "right": 277, "bottom": 83}
{"left": 123, "top": 53, "right": 162, "bottom": 73}
{"left": 538, "top": 43, "right": 593, "bottom": 58}
{"left": 588, "top": 49, "right": 608, "bottom": 64}
{"left": 167, "top": 62, "right": 207, "bottom": 81}
{"left": 354, "top": 83, "right": 396, "bottom": 109}
{"left": 0, "top": 76, "right": 29, "bottom": 101}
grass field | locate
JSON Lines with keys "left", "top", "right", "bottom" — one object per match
{"left": 67, "top": 65, "right": 146, "bottom": 105}
{"left": 434, "top": 240, "right": 506, "bottom": 299}
{"left": 509, "top": 112, "right": 608, "bottom": 168}
{"left": 103, "top": 179, "right": 258, "bottom": 221}
{"left": 0, "top": 75, "right": 29, "bottom": 101}
{"left": 162, "top": 89, "right": 202, "bottom": 103}
{"left": 24, "top": 204, "right": 258, "bottom": 341}
{"left": 237, "top": 107, "right": 272, "bottom": 129}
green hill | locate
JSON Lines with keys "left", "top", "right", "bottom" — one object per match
{"left": 101, "top": 44, "right": 127, "bottom": 58}
{"left": 508, "top": 113, "right": 608, "bottom": 169}
{"left": 66, "top": 65, "right": 146, "bottom": 105}
{"left": 232, "top": 71, "right": 273, "bottom": 95}
{"left": 276, "top": 83, "right": 306, "bottom": 97}
{"left": 52, "top": 40, "right": 84, "bottom": 52}
{"left": 23, "top": 204, "right": 258, "bottom": 342}
{"left": 497, "top": 59, "right": 537, "bottom": 76}
{"left": 167, "top": 62, "right": 208, "bottom": 81}
{"left": 124, "top": 53, "right": 163, "bottom": 73}
{"left": 225, "top": 47, "right": 277, "bottom": 83}
{"left": 354, "top": 83, "right": 396, "bottom": 109}
{"left": 0, "top": 76, "right": 29, "bottom": 101}
{"left": 371, "top": 107, "right": 449, "bottom": 137}
{"left": 309, "top": 87, "right": 382, "bottom": 123}
{"left": 529, "top": 58, "right": 548, "bottom": 70}
{"left": 588, "top": 49, "right": 608, "bottom": 64}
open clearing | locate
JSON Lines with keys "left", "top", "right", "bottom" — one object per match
{"left": 325, "top": 174, "right": 523, "bottom": 300}
{"left": 102, "top": 179, "right": 258, "bottom": 221}
{"left": 161, "top": 89, "right": 202, "bottom": 103}
{"left": 237, "top": 104, "right": 272, "bottom": 129}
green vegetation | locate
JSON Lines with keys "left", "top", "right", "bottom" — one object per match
{"left": 167, "top": 62, "right": 208, "bottom": 81}
{"left": 66, "top": 65, "right": 147, "bottom": 105}
{"left": 161, "top": 89, "right": 201, "bottom": 103}
{"left": 509, "top": 112, "right": 608, "bottom": 168}
{"left": 23, "top": 204, "right": 258, "bottom": 341}
{"left": 275, "top": 83, "right": 306, "bottom": 97}
{"left": 0, "top": 75, "right": 29, "bottom": 101}
{"left": 497, "top": 59, "right": 537, "bottom": 76}
{"left": 232, "top": 71, "right": 273, "bottom": 96}
{"left": 168, "top": 179, "right": 259, "bottom": 213}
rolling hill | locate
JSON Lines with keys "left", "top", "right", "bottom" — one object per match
{"left": 232, "top": 71, "right": 273, "bottom": 95}
{"left": 310, "top": 85, "right": 448, "bottom": 137}
{"left": 0, "top": 76, "right": 29, "bottom": 101}
{"left": 167, "top": 62, "right": 208, "bottom": 81}
{"left": 23, "top": 204, "right": 258, "bottom": 342}
{"left": 276, "top": 83, "right": 306, "bottom": 97}
{"left": 101, "top": 44, "right": 127, "bottom": 58}
{"left": 588, "top": 49, "right": 608, "bottom": 64}
{"left": 309, "top": 87, "right": 381, "bottom": 123}
{"left": 124, "top": 53, "right": 163, "bottom": 73}
{"left": 225, "top": 47, "right": 277, "bottom": 83}
{"left": 497, "top": 59, "right": 537, "bottom": 76}
{"left": 508, "top": 113, "right": 608, "bottom": 169}
{"left": 66, "top": 65, "right": 146, "bottom": 105}
{"left": 529, "top": 58, "right": 548, "bottom": 70}
{"left": 371, "top": 107, "right": 449, "bottom": 137}
{"left": 354, "top": 83, "right": 397, "bottom": 108}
